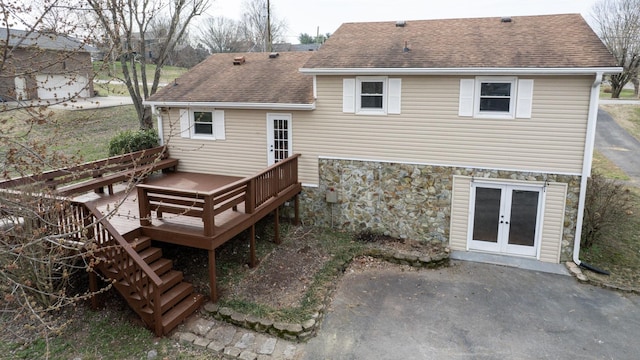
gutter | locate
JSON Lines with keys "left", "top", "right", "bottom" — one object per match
{"left": 150, "top": 105, "right": 164, "bottom": 146}
{"left": 143, "top": 100, "right": 316, "bottom": 111}
{"left": 299, "top": 67, "right": 623, "bottom": 76}
{"left": 573, "top": 71, "right": 604, "bottom": 267}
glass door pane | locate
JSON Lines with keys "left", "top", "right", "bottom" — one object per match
{"left": 472, "top": 187, "right": 502, "bottom": 243}
{"left": 507, "top": 190, "right": 539, "bottom": 247}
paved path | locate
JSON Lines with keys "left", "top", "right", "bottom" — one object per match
{"left": 303, "top": 262, "right": 640, "bottom": 360}
{"left": 595, "top": 107, "right": 640, "bottom": 184}
{"left": 175, "top": 315, "right": 303, "bottom": 359}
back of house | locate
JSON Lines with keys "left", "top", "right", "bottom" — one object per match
{"left": 145, "top": 14, "right": 619, "bottom": 266}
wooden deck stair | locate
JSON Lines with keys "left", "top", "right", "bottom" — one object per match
{"left": 96, "top": 233, "right": 204, "bottom": 335}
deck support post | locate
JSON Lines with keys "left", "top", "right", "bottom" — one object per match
{"left": 249, "top": 224, "right": 257, "bottom": 268}
{"left": 294, "top": 194, "right": 300, "bottom": 225}
{"left": 274, "top": 207, "right": 281, "bottom": 244}
{"left": 89, "top": 270, "right": 99, "bottom": 309}
{"left": 137, "top": 186, "right": 151, "bottom": 226}
{"left": 208, "top": 250, "right": 217, "bottom": 302}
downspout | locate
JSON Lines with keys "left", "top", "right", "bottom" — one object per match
{"left": 152, "top": 105, "right": 165, "bottom": 146}
{"left": 572, "top": 72, "right": 603, "bottom": 266}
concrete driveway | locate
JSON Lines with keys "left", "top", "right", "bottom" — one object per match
{"left": 47, "top": 96, "right": 133, "bottom": 110}
{"left": 303, "top": 261, "right": 640, "bottom": 359}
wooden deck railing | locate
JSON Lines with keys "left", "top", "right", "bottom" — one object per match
{"left": 137, "top": 154, "right": 301, "bottom": 237}
{"left": 0, "top": 146, "right": 178, "bottom": 196}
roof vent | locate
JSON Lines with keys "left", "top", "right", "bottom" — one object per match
{"left": 396, "top": 20, "right": 406, "bottom": 27}
{"left": 501, "top": 17, "right": 512, "bottom": 23}
{"left": 269, "top": 52, "right": 279, "bottom": 58}
{"left": 403, "top": 40, "right": 410, "bottom": 52}
{"left": 233, "top": 56, "right": 245, "bottom": 65}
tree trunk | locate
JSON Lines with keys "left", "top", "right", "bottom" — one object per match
{"left": 633, "top": 77, "right": 640, "bottom": 98}
{"left": 611, "top": 84, "right": 623, "bottom": 98}
{"left": 141, "top": 106, "right": 154, "bottom": 130}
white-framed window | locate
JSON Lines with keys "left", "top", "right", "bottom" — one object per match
{"left": 179, "top": 108, "right": 226, "bottom": 140}
{"left": 343, "top": 77, "right": 402, "bottom": 115}
{"left": 357, "top": 77, "right": 386, "bottom": 114}
{"left": 193, "top": 110, "right": 214, "bottom": 137}
{"left": 476, "top": 77, "right": 516, "bottom": 118}
{"left": 459, "top": 77, "right": 534, "bottom": 119}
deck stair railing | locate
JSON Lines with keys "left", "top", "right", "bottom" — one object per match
{"left": 74, "top": 201, "right": 165, "bottom": 335}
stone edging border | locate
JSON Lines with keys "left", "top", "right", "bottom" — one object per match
{"left": 202, "top": 248, "right": 450, "bottom": 342}
{"left": 565, "top": 261, "right": 640, "bottom": 295}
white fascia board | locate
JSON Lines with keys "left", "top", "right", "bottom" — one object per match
{"left": 143, "top": 101, "right": 316, "bottom": 111}
{"left": 299, "top": 67, "right": 623, "bottom": 76}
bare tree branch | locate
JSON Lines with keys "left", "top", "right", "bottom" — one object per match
{"left": 592, "top": 0, "right": 640, "bottom": 98}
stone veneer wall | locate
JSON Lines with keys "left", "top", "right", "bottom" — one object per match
{"left": 297, "top": 159, "right": 581, "bottom": 261}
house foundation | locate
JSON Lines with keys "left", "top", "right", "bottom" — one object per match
{"left": 297, "top": 159, "right": 581, "bottom": 262}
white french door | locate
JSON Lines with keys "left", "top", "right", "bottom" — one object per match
{"left": 267, "top": 113, "right": 292, "bottom": 165}
{"left": 468, "top": 183, "right": 543, "bottom": 257}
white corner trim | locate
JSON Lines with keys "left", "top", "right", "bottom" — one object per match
{"left": 143, "top": 101, "right": 316, "bottom": 111}
{"left": 316, "top": 155, "right": 582, "bottom": 177}
{"left": 299, "top": 67, "right": 622, "bottom": 76}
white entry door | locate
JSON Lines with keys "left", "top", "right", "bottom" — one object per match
{"left": 266, "top": 113, "right": 292, "bottom": 165}
{"left": 468, "top": 183, "right": 543, "bottom": 257}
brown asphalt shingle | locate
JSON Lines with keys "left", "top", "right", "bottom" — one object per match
{"left": 302, "top": 14, "right": 617, "bottom": 69}
{"left": 149, "top": 14, "right": 617, "bottom": 104}
{"left": 147, "top": 52, "right": 314, "bottom": 104}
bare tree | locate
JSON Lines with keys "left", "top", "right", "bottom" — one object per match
{"left": 592, "top": 0, "right": 640, "bottom": 98}
{"left": 87, "top": 0, "right": 211, "bottom": 129}
{"left": 199, "top": 16, "right": 243, "bottom": 53}
{"left": 0, "top": 1, "right": 118, "bottom": 355}
{"left": 240, "top": 0, "right": 287, "bottom": 52}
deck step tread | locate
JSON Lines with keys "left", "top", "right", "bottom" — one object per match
{"left": 161, "top": 293, "right": 205, "bottom": 334}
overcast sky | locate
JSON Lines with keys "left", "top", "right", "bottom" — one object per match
{"left": 204, "top": 0, "right": 602, "bottom": 44}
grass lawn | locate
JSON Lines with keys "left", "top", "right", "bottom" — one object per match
{"left": 600, "top": 87, "right": 637, "bottom": 99}
{"left": 93, "top": 61, "right": 188, "bottom": 84}
{"left": 0, "top": 105, "right": 139, "bottom": 163}
{"left": 0, "top": 298, "right": 217, "bottom": 359}
{"left": 591, "top": 150, "right": 630, "bottom": 181}
{"left": 93, "top": 82, "right": 130, "bottom": 96}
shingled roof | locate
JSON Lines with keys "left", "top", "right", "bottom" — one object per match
{"left": 146, "top": 52, "right": 314, "bottom": 105}
{"left": 0, "top": 28, "right": 95, "bottom": 52}
{"left": 302, "top": 14, "right": 618, "bottom": 69}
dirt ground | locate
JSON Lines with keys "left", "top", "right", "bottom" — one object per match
{"left": 163, "top": 223, "right": 446, "bottom": 313}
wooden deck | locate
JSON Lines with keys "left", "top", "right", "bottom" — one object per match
{"left": 73, "top": 155, "right": 302, "bottom": 301}
{"left": 74, "top": 172, "right": 245, "bottom": 236}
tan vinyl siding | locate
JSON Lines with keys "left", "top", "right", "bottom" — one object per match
{"left": 294, "top": 75, "right": 591, "bottom": 185}
{"left": 539, "top": 183, "right": 567, "bottom": 263}
{"left": 162, "top": 108, "right": 269, "bottom": 177}
{"left": 449, "top": 176, "right": 471, "bottom": 251}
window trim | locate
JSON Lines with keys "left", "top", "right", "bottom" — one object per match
{"left": 474, "top": 77, "right": 517, "bottom": 119}
{"left": 179, "top": 108, "right": 225, "bottom": 140}
{"left": 356, "top": 76, "right": 387, "bottom": 115}
{"left": 191, "top": 109, "right": 215, "bottom": 139}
